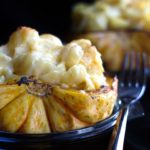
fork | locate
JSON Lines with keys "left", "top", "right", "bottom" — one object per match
{"left": 108, "top": 52, "right": 148, "bottom": 150}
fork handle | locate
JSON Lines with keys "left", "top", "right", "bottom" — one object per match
{"left": 108, "top": 105, "right": 129, "bottom": 150}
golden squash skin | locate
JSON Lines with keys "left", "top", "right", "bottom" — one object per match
{"left": 0, "top": 77, "right": 117, "bottom": 133}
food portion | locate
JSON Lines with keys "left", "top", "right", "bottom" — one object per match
{"left": 72, "top": 0, "right": 150, "bottom": 32}
{"left": 78, "top": 31, "right": 150, "bottom": 71}
{"left": 1, "top": 27, "right": 106, "bottom": 90}
{"left": 0, "top": 27, "right": 117, "bottom": 133}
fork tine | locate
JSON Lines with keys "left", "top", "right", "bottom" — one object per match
{"left": 127, "top": 51, "right": 135, "bottom": 87}
{"left": 119, "top": 51, "right": 147, "bottom": 99}
{"left": 119, "top": 51, "right": 130, "bottom": 87}
{"left": 132, "top": 53, "right": 148, "bottom": 103}
{"left": 123, "top": 52, "right": 147, "bottom": 88}
{"left": 120, "top": 51, "right": 135, "bottom": 87}
{"left": 135, "top": 53, "right": 147, "bottom": 86}
{"left": 141, "top": 53, "right": 148, "bottom": 85}
{"left": 135, "top": 52, "right": 141, "bottom": 87}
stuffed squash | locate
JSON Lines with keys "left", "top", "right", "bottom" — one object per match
{"left": 0, "top": 27, "right": 118, "bottom": 133}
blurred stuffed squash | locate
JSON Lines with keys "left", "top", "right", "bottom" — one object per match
{"left": 72, "top": 0, "right": 150, "bottom": 71}
{"left": 0, "top": 27, "right": 118, "bottom": 133}
{"left": 72, "top": 0, "right": 150, "bottom": 32}
{"left": 76, "top": 31, "right": 150, "bottom": 71}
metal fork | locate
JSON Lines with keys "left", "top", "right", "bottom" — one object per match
{"left": 108, "top": 52, "right": 148, "bottom": 150}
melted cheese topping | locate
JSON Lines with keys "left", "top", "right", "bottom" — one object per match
{"left": 0, "top": 45, "right": 13, "bottom": 83}
{"left": 0, "top": 27, "right": 106, "bottom": 90}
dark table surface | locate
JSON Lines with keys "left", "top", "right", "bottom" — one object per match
{"left": 107, "top": 72, "right": 150, "bottom": 150}
{"left": 124, "top": 79, "right": 150, "bottom": 150}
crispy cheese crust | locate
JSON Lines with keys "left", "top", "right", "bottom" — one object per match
{"left": 0, "top": 27, "right": 106, "bottom": 90}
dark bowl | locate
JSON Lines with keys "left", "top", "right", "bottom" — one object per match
{"left": 0, "top": 100, "right": 121, "bottom": 150}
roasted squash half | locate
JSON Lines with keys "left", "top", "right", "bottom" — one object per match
{"left": 0, "top": 77, "right": 117, "bottom": 133}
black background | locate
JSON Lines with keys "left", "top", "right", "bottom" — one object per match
{"left": 0, "top": 0, "right": 150, "bottom": 149}
{"left": 0, "top": 0, "right": 92, "bottom": 44}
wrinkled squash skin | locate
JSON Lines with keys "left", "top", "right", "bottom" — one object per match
{"left": 0, "top": 77, "right": 117, "bottom": 133}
